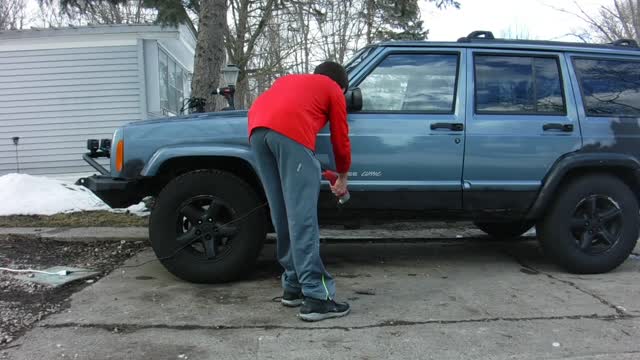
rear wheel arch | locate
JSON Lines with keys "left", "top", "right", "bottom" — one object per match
{"left": 560, "top": 166, "right": 640, "bottom": 196}
{"left": 527, "top": 153, "right": 640, "bottom": 220}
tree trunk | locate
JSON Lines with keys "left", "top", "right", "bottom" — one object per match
{"left": 191, "top": 0, "right": 228, "bottom": 112}
{"left": 236, "top": 71, "right": 251, "bottom": 108}
{"left": 236, "top": 70, "right": 252, "bottom": 109}
{"left": 366, "top": 0, "right": 375, "bottom": 44}
{"left": 229, "top": 0, "right": 249, "bottom": 109}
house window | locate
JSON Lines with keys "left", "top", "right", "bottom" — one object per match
{"left": 159, "top": 48, "right": 191, "bottom": 116}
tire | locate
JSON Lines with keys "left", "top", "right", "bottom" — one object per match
{"left": 474, "top": 221, "right": 533, "bottom": 240}
{"left": 149, "top": 170, "right": 267, "bottom": 283}
{"left": 538, "top": 174, "right": 639, "bottom": 274}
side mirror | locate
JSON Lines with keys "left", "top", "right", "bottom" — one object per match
{"left": 345, "top": 87, "right": 362, "bottom": 112}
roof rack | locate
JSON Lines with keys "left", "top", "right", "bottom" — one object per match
{"left": 609, "top": 38, "right": 638, "bottom": 47}
{"left": 457, "top": 31, "right": 495, "bottom": 43}
{"left": 457, "top": 30, "right": 639, "bottom": 49}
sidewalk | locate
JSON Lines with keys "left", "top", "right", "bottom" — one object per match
{"left": 0, "top": 224, "right": 508, "bottom": 243}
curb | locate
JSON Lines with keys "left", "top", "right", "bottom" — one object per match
{"left": 0, "top": 226, "right": 537, "bottom": 243}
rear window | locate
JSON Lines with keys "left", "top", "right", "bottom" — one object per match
{"left": 573, "top": 58, "right": 640, "bottom": 117}
{"left": 474, "top": 55, "right": 565, "bottom": 115}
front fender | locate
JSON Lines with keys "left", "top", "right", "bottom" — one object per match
{"left": 141, "top": 144, "right": 256, "bottom": 177}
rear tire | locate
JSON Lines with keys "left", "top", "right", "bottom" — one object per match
{"left": 538, "top": 174, "right": 639, "bottom": 274}
{"left": 474, "top": 221, "right": 533, "bottom": 240}
{"left": 149, "top": 170, "right": 267, "bottom": 283}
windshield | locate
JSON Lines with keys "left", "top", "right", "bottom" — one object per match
{"left": 344, "top": 46, "right": 375, "bottom": 74}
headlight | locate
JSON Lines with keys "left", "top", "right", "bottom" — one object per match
{"left": 87, "top": 139, "right": 99, "bottom": 153}
{"left": 100, "top": 139, "right": 112, "bottom": 152}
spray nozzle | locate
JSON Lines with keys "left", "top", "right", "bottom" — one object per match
{"left": 322, "top": 170, "right": 350, "bottom": 204}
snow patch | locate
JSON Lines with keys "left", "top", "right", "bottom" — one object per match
{"left": 0, "top": 173, "right": 148, "bottom": 216}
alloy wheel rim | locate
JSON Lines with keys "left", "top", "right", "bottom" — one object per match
{"left": 570, "top": 195, "right": 623, "bottom": 255}
{"left": 175, "top": 195, "right": 238, "bottom": 260}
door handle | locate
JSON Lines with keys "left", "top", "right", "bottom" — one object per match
{"left": 430, "top": 122, "right": 464, "bottom": 131}
{"left": 543, "top": 123, "right": 573, "bottom": 132}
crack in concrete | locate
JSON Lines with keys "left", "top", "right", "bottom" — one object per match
{"left": 41, "top": 313, "right": 636, "bottom": 334}
{"left": 544, "top": 274, "right": 629, "bottom": 316}
{"left": 505, "top": 251, "right": 630, "bottom": 317}
{"left": 551, "top": 350, "right": 640, "bottom": 360}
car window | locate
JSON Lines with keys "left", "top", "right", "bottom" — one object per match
{"left": 474, "top": 55, "right": 565, "bottom": 115}
{"left": 573, "top": 58, "right": 640, "bottom": 117}
{"left": 357, "top": 53, "right": 458, "bottom": 113}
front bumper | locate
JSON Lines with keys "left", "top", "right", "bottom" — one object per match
{"left": 77, "top": 175, "right": 143, "bottom": 208}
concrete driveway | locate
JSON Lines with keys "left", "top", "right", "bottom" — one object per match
{"left": 3, "top": 235, "right": 640, "bottom": 360}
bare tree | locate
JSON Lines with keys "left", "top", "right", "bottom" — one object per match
{"left": 78, "top": 0, "right": 156, "bottom": 24}
{"left": 554, "top": 0, "right": 640, "bottom": 43}
{"left": 225, "top": 0, "right": 277, "bottom": 109}
{"left": 227, "top": 0, "right": 361, "bottom": 107}
{"left": 244, "top": 4, "right": 310, "bottom": 103}
{"left": 29, "top": 0, "right": 83, "bottom": 27}
{"left": 276, "top": 0, "right": 315, "bottom": 74}
{"left": 35, "top": 0, "right": 156, "bottom": 26}
{"left": 312, "top": 0, "right": 366, "bottom": 63}
{"left": 236, "top": 0, "right": 461, "bottom": 109}
{"left": 0, "top": 0, "right": 28, "bottom": 30}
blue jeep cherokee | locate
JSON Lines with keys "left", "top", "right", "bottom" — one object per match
{"left": 80, "top": 31, "right": 640, "bottom": 283}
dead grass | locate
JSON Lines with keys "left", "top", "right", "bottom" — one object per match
{"left": 0, "top": 211, "right": 148, "bottom": 228}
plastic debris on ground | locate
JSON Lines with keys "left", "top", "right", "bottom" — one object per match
{"left": 11, "top": 266, "right": 99, "bottom": 287}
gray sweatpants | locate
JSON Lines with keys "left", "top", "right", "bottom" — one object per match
{"left": 250, "top": 128, "right": 336, "bottom": 300}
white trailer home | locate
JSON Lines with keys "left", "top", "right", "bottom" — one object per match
{"left": 0, "top": 24, "right": 196, "bottom": 180}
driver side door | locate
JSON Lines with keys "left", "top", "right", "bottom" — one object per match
{"left": 316, "top": 48, "right": 467, "bottom": 211}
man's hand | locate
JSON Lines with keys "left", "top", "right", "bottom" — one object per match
{"left": 330, "top": 173, "right": 348, "bottom": 196}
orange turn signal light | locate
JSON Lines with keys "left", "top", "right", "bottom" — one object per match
{"left": 115, "top": 140, "right": 124, "bottom": 172}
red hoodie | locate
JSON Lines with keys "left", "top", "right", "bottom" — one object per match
{"left": 248, "top": 74, "right": 351, "bottom": 173}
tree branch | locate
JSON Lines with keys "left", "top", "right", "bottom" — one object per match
{"left": 242, "top": 0, "right": 275, "bottom": 67}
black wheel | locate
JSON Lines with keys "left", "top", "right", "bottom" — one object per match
{"left": 149, "top": 170, "right": 267, "bottom": 283}
{"left": 474, "top": 221, "right": 533, "bottom": 240}
{"left": 538, "top": 174, "right": 639, "bottom": 274}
